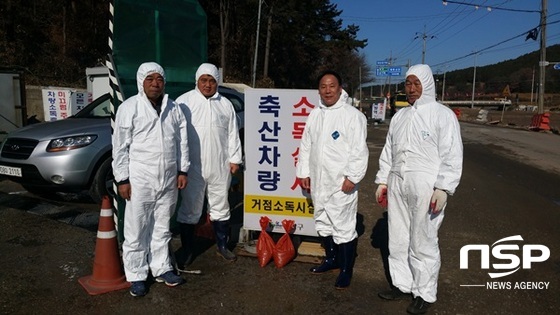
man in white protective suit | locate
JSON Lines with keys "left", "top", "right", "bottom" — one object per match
{"left": 296, "top": 70, "right": 369, "bottom": 289}
{"left": 375, "top": 64, "right": 463, "bottom": 315}
{"left": 112, "top": 62, "right": 190, "bottom": 297}
{"left": 175, "top": 63, "right": 243, "bottom": 267}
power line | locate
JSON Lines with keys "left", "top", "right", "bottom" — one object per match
{"left": 442, "top": 0, "right": 541, "bottom": 13}
{"left": 403, "top": 1, "right": 546, "bottom": 66}
{"left": 432, "top": 30, "right": 527, "bottom": 67}
{"left": 428, "top": 0, "right": 480, "bottom": 36}
{"left": 342, "top": 2, "right": 558, "bottom": 76}
{"left": 340, "top": 12, "right": 462, "bottom": 23}
{"left": 432, "top": 18, "right": 560, "bottom": 68}
{"left": 429, "top": 10, "right": 491, "bottom": 52}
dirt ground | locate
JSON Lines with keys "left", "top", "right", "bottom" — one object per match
{"left": 1, "top": 115, "right": 559, "bottom": 314}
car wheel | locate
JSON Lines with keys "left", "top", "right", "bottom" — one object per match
{"left": 89, "top": 157, "right": 113, "bottom": 204}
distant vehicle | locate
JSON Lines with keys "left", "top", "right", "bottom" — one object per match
{"left": 394, "top": 93, "right": 409, "bottom": 110}
{"left": 0, "top": 87, "right": 244, "bottom": 202}
{"left": 371, "top": 96, "right": 386, "bottom": 105}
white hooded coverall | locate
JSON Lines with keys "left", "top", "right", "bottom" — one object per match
{"left": 296, "top": 96, "right": 369, "bottom": 244}
{"left": 176, "top": 64, "right": 243, "bottom": 224}
{"left": 112, "top": 62, "right": 189, "bottom": 281}
{"left": 375, "top": 64, "right": 463, "bottom": 303}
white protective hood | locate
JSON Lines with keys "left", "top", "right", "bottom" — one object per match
{"left": 405, "top": 64, "right": 436, "bottom": 106}
{"left": 136, "top": 62, "right": 166, "bottom": 96}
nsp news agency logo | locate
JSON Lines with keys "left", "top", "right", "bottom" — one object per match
{"left": 460, "top": 235, "right": 550, "bottom": 290}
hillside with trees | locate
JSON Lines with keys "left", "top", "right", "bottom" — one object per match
{"left": 440, "top": 45, "right": 560, "bottom": 101}
{"left": 0, "top": 0, "right": 109, "bottom": 87}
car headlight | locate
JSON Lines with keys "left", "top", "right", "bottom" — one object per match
{"left": 47, "top": 135, "right": 98, "bottom": 152}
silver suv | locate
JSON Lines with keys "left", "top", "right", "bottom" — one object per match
{"left": 0, "top": 87, "right": 244, "bottom": 203}
{"left": 0, "top": 94, "right": 113, "bottom": 203}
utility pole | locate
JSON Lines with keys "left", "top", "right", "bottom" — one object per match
{"left": 442, "top": 69, "right": 447, "bottom": 102}
{"left": 416, "top": 25, "right": 434, "bottom": 64}
{"left": 384, "top": 52, "right": 395, "bottom": 97}
{"left": 263, "top": 4, "right": 273, "bottom": 79}
{"left": 471, "top": 53, "right": 477, "bottom": 109}
{"left": 531, "top": 66, "right": 535, "bottom": 105}
{"left": 537, "top": 0, "right": 547, "bottom": 114}
{"left": 251, "top": 0, "right": 263, "bottom": 88}
{"left": 435, "top": 71, "right": 440, "bottom": 99}
{"left": 437, "top": 65, "right": 449, "bottom": 102}
{"left": 359, "top": 66, "right": 362, "bottom": 107}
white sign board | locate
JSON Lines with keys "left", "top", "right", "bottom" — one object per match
{"left": 74, "top": 91, "right": 88, "bottom": 113}
{"left": 244, "top": 88, "right": 320, "bottom": 236}
{"left": 86, "top": 66, "right": 111, "bottom": 102}
{"left": 371, "top": 98, "right": 387, "bottom": 121}
{"left": 42, "top": 88, "right": 87, "bottom": 121}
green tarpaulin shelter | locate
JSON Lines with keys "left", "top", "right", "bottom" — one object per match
{"left": 111, "top": 0, "right": 207, "bottom": 100}
{"left": 109, "top": 0, "right": 208, "bottom": 241}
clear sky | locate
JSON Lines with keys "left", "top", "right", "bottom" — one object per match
{"left": 331, "top": 0, "right": 560, "bottom": 82}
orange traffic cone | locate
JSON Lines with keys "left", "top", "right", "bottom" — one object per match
{"left": 540, "top": 113, "right": 551, "bottom": 131}
{"left": 78, "top": 195, "right": 130, "bottom": 295}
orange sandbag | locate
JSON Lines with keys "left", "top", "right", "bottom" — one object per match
{"left": 273, "top": 219, "right": 296, "bottom": 268}
{"left": 257, "top": 216, "right": 275, "bottom": 267}
{"left": 195, "top": 214, "right": 214, "bottom": 240}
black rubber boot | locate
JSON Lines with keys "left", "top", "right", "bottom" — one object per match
{"left": 213, "top": 220, "right": 237, "bottom": 261}
{"left": 176, "top": 223, "right": 196, "bottom": 271}
{"left": 407, "top": 296, "right": 432, "bottom": 314}
{"left": 310, "top": 236, "right": 339, "bottom": 273}
{"left": 378, "top": 287, "right": 412, "bottom": 300}
{"left": 334, "top": 239, "right": 357, "bottom": 289}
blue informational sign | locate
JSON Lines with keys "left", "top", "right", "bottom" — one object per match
{"left": 554, "top": 63, "right": 560, "bottom": 70}
{"left": 376, "top": 60, "right": 390, "bottom": 66}
{"left": 376, "top": 66, "right": 402, "bottom": 77}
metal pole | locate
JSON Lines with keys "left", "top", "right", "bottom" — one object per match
{"left": 442, "top": 70, "right": 447, "bottom": 102}
{"left": 251, "top": 0, "right": 263, "bottom": 88}
{"left": 531, "top": 66, "right": 535, "bottom": 105}
{"left": 471, "top": 53, "right": 477, "bottom": 109}
{"left": 435, "top": 72, "right": 440, "bottom": 100}
{"left": 359, "top": 66, "right": 362, "bottom": 108}
{"left": 387, "top": 54, "right": 392, "bottom": 96}
{"left": 537, "top": 0, "right": 547, "bottom": 114}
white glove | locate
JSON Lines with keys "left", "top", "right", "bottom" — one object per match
{"left": 430, "top": 189, "right": 448, "bottom": 214}
{"left": 375, "top": 184, "right": 388, "bottom": 205}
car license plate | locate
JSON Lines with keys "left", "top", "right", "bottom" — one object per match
{"left": 0, "top": 165, "right": 22, "bottom": 177}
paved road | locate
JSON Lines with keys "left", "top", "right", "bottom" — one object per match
{"left": 0, "top": 121, "right": 559, "bottom": 314}
{"left": 460, "top": 122, "right": 560, "bottom": 176}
